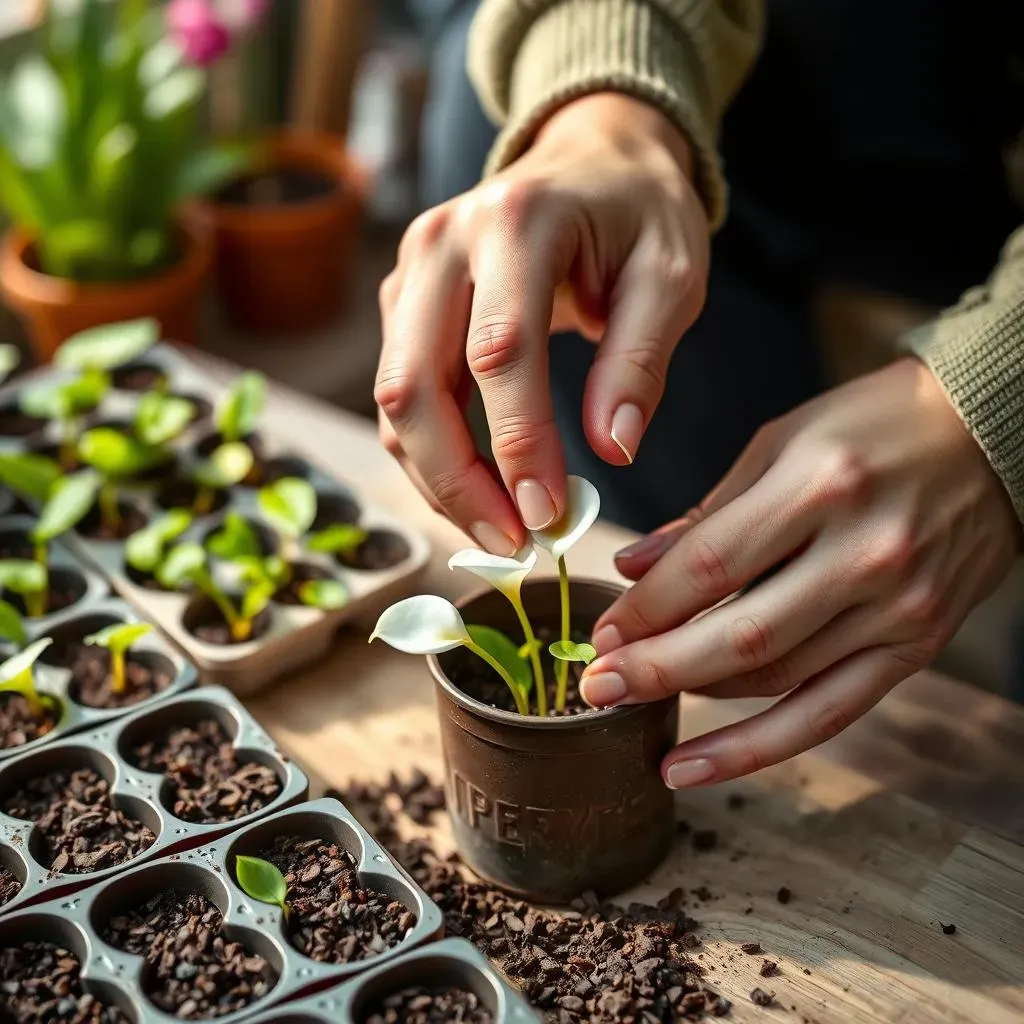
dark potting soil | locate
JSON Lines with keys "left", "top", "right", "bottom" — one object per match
{"left": 362, "top": 986, "right": 494, "bottom": 1024}
{"left": 0, "top": 940, "right": 130, "bottom": 1024}
{"left": 112, "top": 362, "right": 167, "bottom": 391}
{"left": 68, "top": 647, "right": 173, "bottom": 710}
{"left": 187, "top": 605, "right": 272, "bottom": 646}
{"left": 2, "top": 767, "right": 155, "bottom": 874}
{"left": 335, "top": 774, "right": 734, "bottom": 1023}
{"left": 0, "top": 869, "right": 21, "bottom": 907}
{"left": 0, "top": 534, "right": 32, "bottom": 560}
{"left": 312, "top": 491, "right": 361, "bottom": 528}
{"left": 131, "top": 718, "right": 281, "bottom": 824}
{"left": 445, "top": 627, "right": 591, "bottom": 718}
{"left": 77, "top": 502, "right": 148, "bottom": 542}
{"left": 215, "top": 167, "right": 338, "bottom": 207}
{"left": 101, "top": 890, "right": 271, "bottom": 1019}
{"left": 6, "top": 575, "right": 86, "bottom": 619}
{"left": 261, "top": 455, "right": 313, "bottom": 485}
{"left": 0, "top": 406, "right": 46, "bottom": 438}
{"left": 335, "top": 529, "right": 410, "bottom": 572}
{"left": 0, "top": 694, "right": 58, "bottom": 749}
{"left": 272, "top": 563, "right": 334, "bottom": 606}
{"left": 256, "top": 834, "right": 416, "bottom": 963}
{"left": 155, "top": 478, "right": 229, "bottom": 514}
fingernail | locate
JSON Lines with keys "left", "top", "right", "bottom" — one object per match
{"left": 470, "top": 521, "right": 518, "bottom": 557}
{"left": 580, "top": 671, "right": 627, "bottom": 708}
{"left": 615, "top": 530, "right": 674, "bottom": 563}
{"left": 515, "top": 479, "right": 557, "bottom": 530}
{"left": 591, "top": 623, "right": 622, "bottom": 655}
{"left": 665, "top": 758, "right": 716, "bottom": 790}
{"left": 611, "top": 403, "right": 644, "bottom": 464}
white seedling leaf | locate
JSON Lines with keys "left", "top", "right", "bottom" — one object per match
{"left": 0, "top": 637, "right": 52, "bottom": 684}
{"left": 447, "top": 546, "right": 537, "bottom": 601}
{"left": 531, "top": 476, "right": 600, "bottom": 561}
{"left": 0, "top": 344, "right": 20, "bottom": 386}
{"left": 370, "top": 595, "right": 471, "bottom": 655}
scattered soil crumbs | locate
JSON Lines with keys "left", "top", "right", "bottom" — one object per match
{"left": 0, "top": 694, "right": 58, "bottom": 749}
{"left": 692, "top": 831, "right": 718, "bottom": 853}
{"left": 0, "top": 869, "right": 21, "bottom": 907}
{"left": 776, "top": 887, "right": 791, "bottom": 905}
{"left": 740, "top": 944, "right": 761, "bottom": 955}
{"left": 2, "top": 768, "right": 155, "bottom": 874}
{"left": 941, "top": 923, "right": 956, "bottom": 935}
{"left": 101, "top": 890, "right": 270, "bottom": 1018}
{"left": 759, "top": 961, "right": 779, "bottom": 978}
{"left": 256, "top": 835, "right": 414, "bottom": 963}
{"left": 333, "top": 775, "right": 734, "bottom": 1022}
{"left": 749, "top": 988, "right": 775, "bottom": 1008}
{"left": 0, "top": 940, "right": 129, "bottom": 1023}
{"left": 362, "top": 986, "right": 494, "bottom": 1024}
{"left": 131, "top": 719, "right": 281, "bottom": 823}
{"left": 69, "top": 647, "right": 173, "bottom": 709}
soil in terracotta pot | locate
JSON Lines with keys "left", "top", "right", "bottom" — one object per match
{"left": 362, "top": 987, "right": 493, "bottom": 1024}
{"left": 183, "top": 600, "right": 272, "bottom": 646}
{"left": 215, "top": 167, "right": 338, "bottom": 206}
{"left": 155, "top": 477, "right": 230, "bottom": 514}
{"left": 130, "top": 718, "right": 281, "bottom": 824}
{"left": 5, "top": 567, "right": 87, "bottom": 618}
{"left": 313, "top": 490, "right": 361, "bottom": 528}
{"left": 255, "top": 834, "right": 415, "bottom": 963}
{"left": 336, "top": 529, "right": 410, "bottom": 572}
{"left": 68, "top": 648, "right": 174, "bottom": 710}
{"left": 3, "top": 767, "right": 156, "bottom": 874}
{"left": 0, "top": 940, "right": 130, "bottom": 1023}
{"left": 0, "top": 401, "right": 46, "bottom": 438}
{"left": 76, "top": 500, "right": 148, "bottom": 541}
{"left": 271, "top": 563, "right": 335, "bottom": 606}
{"left": 0, "top": 693, "right": 59, "bottom": 749}
{"left": 0, "top": 869, "right": 20, "bottom": 907}
{"left": 445, "top": 626, "right": 591, "bottom": 718}
{"left": 101, "top": 890, "right": 271, "bottom": 1019}
{"left": 112, "top": 361, "right": 168, "bottom": 392}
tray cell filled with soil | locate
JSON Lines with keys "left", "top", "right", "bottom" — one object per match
{"left": 0, "top": 398, "right": 47, "bottom": 439}
{"left": 182, "top": 594, "right": 274, "bottom": 646}
{"left": 4, "top": 565, "right": 88, "bottom": 619}
{"left": 334, "top": 530, "right": 410, "bottom": 573}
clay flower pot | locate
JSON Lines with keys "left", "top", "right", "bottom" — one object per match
{"left": 0, "top": 223, "right": 212, "bottom": 363}
{"left": 429, "top": 578, "right": 678, "bottom": 904}
{"left": 183, "top": 130, "right": 367, "bottom": 334}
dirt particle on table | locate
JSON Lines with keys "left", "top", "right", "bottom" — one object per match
{"left": 759, "top": 959, "right": 780, "bottom": 977}
{"left": 941, "top": 922, "right": 957, "bottom": 935}
{"left": 750, "top": 987, "right": 776, "bottom": 1007}
{"left": 131, "top": 718, "right": 281, "bottom": 824}
{"left": 740, "top": 942, "right": 762, "bottom": 955}
{"left": 692, "top": 830, "right": 718, "bottom": 852}
{"left": 0, "top": 693, "right": 58, "bottom": 750}
{"left": 802, "top": 967, "right": 812, "bottom": 975}
{"left": 776, "top": 886, "right": 792, "bottom": 904}
{"left": 101, "top": 890, "right": 271, "bottom": 1018}
{"left": 2, "top": 767, "right": 155, "bottom": 874}
{"left": 362, "top": 985, "right": 494, "bottom": 1024}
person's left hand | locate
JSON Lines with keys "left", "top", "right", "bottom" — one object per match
{"left": 580, "top": 357, "right": 1021, "bottom": 789}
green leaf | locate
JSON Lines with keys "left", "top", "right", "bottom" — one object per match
{"left": 134, "top": 391, "right": 193, "bottom": 446}
{"left": 468, "top": 624, "right": 533, "bottom": 695}
{"left": 0, "top": 144, "right": 48, "bottom": 231}
{"left": 0, "top": 637, "right": 52, "bottom": 707}
{"left": 235, "top": 855, "right": 288, "bottom": 910}
{"left": 0, "top": 560, "right": 46, "bottom": 595}
{"left": 125, "top": 510, "right": 192, "bottom": 572}
{"left": 0, "top": 601, "right": 26, "bottom": 648}
{"left": 299, "top": 579, "right": 348, "bottom": 610}
{"left": 548, "top": 640, "right": 597, "bottom": 666}
{"left": 55, "top": 318, "right": 159, "bottom": 372}
{"left": 0, "top": 345, "right": 20, "bottom": 386}
{"left": 258, "top": 478, "right": 316, "bottom": 540}
{"left": 85, "top": 622, "right": 152, "bottom": 656}
{"left": 0, "top": 452, "right": 62, "bottom": 502}
{"left": 156, "top": 542, "right": 207, "bottom": 589}
{"left": 306, "top": 524, "right": 368, "bottom": 555}
{"left": 193, "top": 443, "right": 253, "bottom": 491}
{"left": 241, "top": 580, "right": 274, "bottom": 623}
{"left": 173, "top": 143, "right": 251, "bottom": 201}
{"left": 79, "top": 427, "right": 162, "bottom": 477}
{"left": 5, "top": 55, "right": 66, "bottom": 168}
{"left": 20, "top": 369, "right": 109, "bottom": 421}
{"left": 217, "top": 372, "right": 265, "bottom": 442}
{"left": 32, "top": 470, "right": 100, "bottom": 543}
{"left": 206, "top": 512, "right": 262, "bottom": 561}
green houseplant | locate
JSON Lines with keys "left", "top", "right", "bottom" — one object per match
{"left": 0, "top": 0, "right": 252, "bottom": 360}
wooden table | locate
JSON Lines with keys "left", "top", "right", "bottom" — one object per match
{"left": 189, "top": 354, "right": 1024, "bottom": 1023}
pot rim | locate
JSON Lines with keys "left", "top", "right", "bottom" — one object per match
{"left": 427, "top": 575, "right": 648, "bottom": 732}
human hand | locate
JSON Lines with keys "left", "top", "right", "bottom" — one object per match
{"left": 580, "top": 358, "right": 1020, "bottom": 787}
{"left": 375, "top": 92, "right": 709, "bottom": 554}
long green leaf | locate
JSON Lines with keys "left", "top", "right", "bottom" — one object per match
{"left": 0, "top": 600, "right": 26, "bottom": 648}
{"left": 217, "top": 373, "right": 265, "bottom": 441}
{"left": 0, "top": 560, "right": 47, "bottom": 595}
{"left": 125, "top": 509, "right": 192, "bottom": 572}
{"left": 0, "top": 452, "right": 62, "bottom": 502}
{"left": 56, "top": 318, "right": 159, "bottom": 371}
{"left": 33, "top": 470, "right": 100, "bottom": 542}
{"left": 467, "top": 624, "right": 533, "bottom": 696}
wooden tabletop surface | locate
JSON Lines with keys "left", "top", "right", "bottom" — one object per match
{"left": 189, "top": 352, "right": 1024, "bottom": 1024}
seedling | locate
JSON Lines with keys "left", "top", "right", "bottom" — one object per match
{"left": 125, "top": 510, "right": 193, "bottom": 575}
{"left": 0, "top": 638, "right": 54, "bottom": 718}
{"left": 78, "top": 427, "right": 165, "bottom": 531}
{"left": 19, "top": 369, "right": 110, "bottom": 469}
{"left": 133, "top": 390, "right": 194, "bottom": 446}
{"left": 234, "top": 856, "right": 290, "bottom": 920}
{"left": 84, "top": 622, "right": 153, "bottom": 694}
{"left": 54, "top": 319, "right": 158, "bottom": 375}
{"left": 216, "top": 372, "right": 266, "bottom": 444}
{"left": 157, "top": 542, "right": 272, "bottom": 642}
{"left": 371, "top": 476, "right": 601, "bottom": 715}
{"left": 0, "top": 600, "right": 26, "bottom": 648}
{"left": 0, "top": 344, "right": 20, "bottom": 386}
{"left": 259, "top": 476, "right": 367, "bottom": 562}
{"left": 191, "top": 442, "right": 253, "bottom": 515}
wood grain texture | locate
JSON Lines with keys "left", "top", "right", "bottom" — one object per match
{"left": 184, "top": 351, "right": 1024, "bottom": 1023}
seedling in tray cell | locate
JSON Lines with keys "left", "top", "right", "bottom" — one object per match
{"left": 133, "top": 389, "right": 195, "bottom": 446}
{"left": 235, "top": 854, "right": 292, "bottom": 920}
{"left": 84, "top": 622, "right": 154, "bottom": 695}
{"left": 125, "top": 509, "right": 193, "bottom": 579}
{"left": 217, "top": 371, "right": 266, "bottom": 445}
{"left": 0, "top": 345, "right": 18, "bottom": 385}
{"left": 191, "top": 441, "right": 254, "bottom": 514}
{"left": 0, "top": 600, "right": 25, "bottom": 649}
{"left": 77, "top": 427, "right": 165, "bottom": 535}
{"left": 0, "top": 638, "right": 56, "bottom": 720}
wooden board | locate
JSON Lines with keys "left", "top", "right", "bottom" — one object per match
{"left": 182, "top": 353, "right": 1024, "bottom": 1023}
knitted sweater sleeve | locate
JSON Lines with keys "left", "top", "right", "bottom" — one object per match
{"left": 467, "top": 0, "right": 764, "bottom": 230}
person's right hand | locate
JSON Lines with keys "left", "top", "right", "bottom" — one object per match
{"left": 375, "top": 91, "right": 710, "bottom": 554}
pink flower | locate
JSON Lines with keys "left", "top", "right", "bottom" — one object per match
{"left": 216, "top": 0, "right": 270, "bottom": 33}
{"left": 166, "top": 0, "right": 231, "bottom": 67}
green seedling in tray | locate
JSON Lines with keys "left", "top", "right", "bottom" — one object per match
{"left": 234, "top": 855, "right": 291, "bottom": 920}
{"left": 191, "top": 442, "right": 253, "bottom": 515}
{"left": 0, "top": 639, "right": 55, "bottom": 718}
{"left": 125, "top": 509, "right": 193, "bottom": 576}
{"left": 216, "top": 372, "right": 266, "bottom": 444}
{"left": 78, "top": 426, "right": 168, "bottom": 532}
{"left": 0, "top": 601, "right": 26, "bottom": 649}
{"left": 84, "top": 621, "right": 153, "bottom": 694}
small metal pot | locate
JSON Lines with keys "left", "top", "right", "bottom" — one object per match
{"left": 429, "top": 578, "right": 678, "bottom": 904}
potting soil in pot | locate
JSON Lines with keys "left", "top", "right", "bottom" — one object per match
{"left": 131, "top": 718, "right": 282, "bottom": 824}
{"left": 0, "top": 869, "right": 21, "bottom": 907}
{"left": 101, "top": 891, "right": 271, "bottom": 1019}
{"left": 0, "top": 940, "right": 129, "bottom": 1023}
{"left": 256, "top": 835, "right": 416, "bottom": 963}
{"left": 68, "top": 647, "right": 173, "bottom": 710}
{"left": 362, "top": 986, "right": 494, "bottom": 1024}
{"left": 0, "top": 694, "right": 58, "bottom": 749}
{"left": 2, "top": 768, "right": 155, "bottom": 874}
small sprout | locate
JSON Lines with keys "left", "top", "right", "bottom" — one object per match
{"left": 299, "top": 578, "right": 348, "bottom": 610}
{"left": 0, "top": 601, "right": 26, "bottom": 648}
{"left": 206, "top": 511, "right": 263, "bottom": 561}
{"left": 54, "top": 318, "right": 159, "bottom": 372}
{"left": 217, "top": 372, "right": 266, "bottom": 443}
{"left": 79, "top": 427, "right": 165, "bottom": 531}
{"left": 0, "top": 560, "right": 49, "bottom": 619}
{"left": 305, "top": 523, "right": 368, "bottom": 556}
{"left": 0, "top": 345, "right": 20, "bottom": 386}
{"left": 33, "top": 471, "right": 101, "bottom": 546}
{"left": 258, "top": 477, "right": 316, "bottom": 539}
{"left": 192, "top": 442, "right": 253, "bottom": 514}
{"left": 548, "top": 640, "right": 597, "bottom": 666}
{"left": 0, "top": 452, "right": 63, "bottom": 502}
{"left": 84, "top": 622, "right": 153, "bottom": 694}
{"left": 134, "top": 391, "right": 194, "bottom": 446}
{"left": 125, "top": 510, "right": 193, "bottom": 574}
{"left": 235, "top": 855, "right": 290, "bottom": 919}
{"left": 0, "top": 638, "right": 54, "bottom": 717}
{"left": 20, "top": 369, "right": 110, "bottom": 468}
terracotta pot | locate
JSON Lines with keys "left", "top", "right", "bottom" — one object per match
{"left": 0, "top": 223, "right": 212, "bottom": 363}
{"left": 429, "top": 578, "right": 678, "bottom": 904}
{"left": 184, "top": 131, "right": 367, "bottom": 334}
